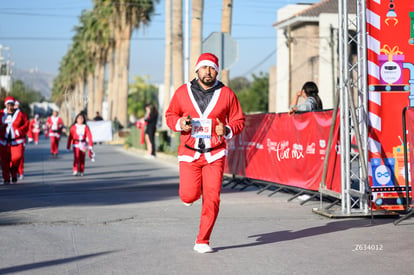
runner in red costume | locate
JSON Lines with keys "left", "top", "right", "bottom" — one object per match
{"left": 166, "top": 53, "right": 245, "bottom": 253}
{"left": 46, "top": 110, "right": 65, "bottom": 156}
{"left": 0, "top": 96, "right": 29, "bottom": 184}
{"left": 13, "top": 100, "right": 28, "bottom": 179}
{"left": 28, "top": 114, "right": 42, "bottom": 145}
{"left": 66, "top": 112, "right": 94, "bottom": 176}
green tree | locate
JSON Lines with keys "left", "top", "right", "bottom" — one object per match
{"left": 229, "top": 76, "right": 250, "bottom": 93}
{"left": 236, "top": 73, "right": 268, "bottom": 113}
{"left": 128, "top": 76, "right": 158, "bottom": 120}
{"left": 9, "top": 80, "right": 45, "bottom": 115}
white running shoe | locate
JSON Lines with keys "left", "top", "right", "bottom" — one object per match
{"left": 193, "top": 243, "right": 213, "bottom": 253}
{"left": 183, "top": 202, "right": 193, "bottom": 206}
{"left": 73, "top": 171, "right": 78, "bottom": 176}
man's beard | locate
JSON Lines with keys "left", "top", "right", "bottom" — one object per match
{"left": 199, "top": 75, "right": 215, "bottom": 87}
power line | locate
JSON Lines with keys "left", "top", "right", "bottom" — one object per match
{"left": 241, "top": 48, "right": 276, "bottom": 77}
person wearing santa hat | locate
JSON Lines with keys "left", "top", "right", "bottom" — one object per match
{"left": 0, "top": 96, "right": 29, "bottom": 184}
{"left": 12, "top": 100, "right": 29, "bottom": 179}
{"left": 46, "top": 109, "right": 65, "bottom": 157}
{"left": 28, "top": 114, "right": 42, "bottom": 145}
{"left": 165, "top": 52, "right": 245, "bottom": 253}
{"left": 66, "top": 112, "right": 94, "bottom": 176}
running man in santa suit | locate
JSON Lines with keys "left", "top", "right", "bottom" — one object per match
{"left": 165, "top": 53, "right": 245, "bottom": 253}
{"left": 0, "top": 96, "right": 29, "bottom": 184}
{"left": 46, "top": 110, "right": 65, "bottom": 156}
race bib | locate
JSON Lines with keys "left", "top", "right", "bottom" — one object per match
{"left": 191, "top": 118, "right": 212, "bottom": 139}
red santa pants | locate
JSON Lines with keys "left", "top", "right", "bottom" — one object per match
{"left": 0, "top": 144, "right": 24, "bottom": 181}
{"left": 179, "top": 154, "right": 225, "bottom": 244}
{"left": 50, "top": 136, "right": 60, "bottom": 154}
{"left": 17, "top": 143, "right": 25, "bottom": 175}
{"left": 72, "top": 147, "right": 86, "bottom": 173}
{"left": 32, "top": 132, "right": 39, "bottom": 144}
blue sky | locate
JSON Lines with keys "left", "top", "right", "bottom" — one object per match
{"left": 0, "top": 0, "right": 318, "bottom": 84}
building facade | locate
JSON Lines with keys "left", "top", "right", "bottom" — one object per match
{"left": 271, "top": 0, "right": 356, "bottom": 113}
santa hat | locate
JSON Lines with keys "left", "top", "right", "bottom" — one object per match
{"left": 4, "top": 96, "right": 15, "bottom": 106}
{"left": 194, "top": 53, "right": 219, "bottom": 73}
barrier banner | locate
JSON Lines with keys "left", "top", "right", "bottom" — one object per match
{"left": 225, "top": 111, "right": 341, "bottom": 193}
{"left": 87, "top": 120, "right": 113, "bottom": 142}
{"left": 367, "top": 1, "right": 414, "bottom": 210}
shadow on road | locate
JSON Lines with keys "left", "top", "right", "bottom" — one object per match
{"left": 214, "top": 218, "right": 393, "bottom": 251}
{"left": 0, "top": 251, "right": 116, "bottom": 274}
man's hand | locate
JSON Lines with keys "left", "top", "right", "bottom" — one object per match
{"left": 215, "top": 118, "right": 224, "bottom": 140}
{"left": 180, "top": 116, "right": 192, "bottom": 132}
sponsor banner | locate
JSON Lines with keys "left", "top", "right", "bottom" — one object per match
{"left": 367, "top": 1, "right": 414, "bottom": 210}
{"left": 225, "top": 111, "right": 341, "bottom": 192}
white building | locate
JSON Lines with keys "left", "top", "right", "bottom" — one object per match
{"left": 271, "top": 0, "right": 356, "bottom": 113}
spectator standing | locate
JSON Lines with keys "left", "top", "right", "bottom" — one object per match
{"left": 289, "top": 81, "right": 323, "bottom": 115}
{"left": 142, "top": 103, "right": 158, "bottom": 158}
{"left": 93, "top": 111, "right": 103, "bottom": 121}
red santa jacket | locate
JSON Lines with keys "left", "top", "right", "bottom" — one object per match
{"left": 165, "top": 82, "right": 245, "bottom": 163}
{"left": 29, "top": 117, "right": 42, "bottom": 133}
{"left": 66, "top": 123, "right": 93, "bottom": 153}
{"left": 0, "top": 109, "right": 29, "bottom": 146}
{"left": 47, "top": 115, "right": 64, "bottom": 138}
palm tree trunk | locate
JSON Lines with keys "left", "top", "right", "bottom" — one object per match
{"left": 87, "top": 71, "right": 94, "bottom": 119}
{"left": 93, "top": 60, "right": 105, "bottom": 119}
{"left": 162, "top": 0, "right": 172, "bottom": 129}
{"left": 112, "top": 34, "right": 121, "bottom": 122}
{"left": 172, "top": 0, "right": 184, "bottom": 90}
{"left": 94, "top": 60, "right": 105, "bottom": 119}
{"left": 78, "top": 77, "right": 85, "bottom": 115}
{"left": 116, "top": 26, "right": 132, "bottom": 128}
{"left": 221, "top": 0, "right": 233, "bottom": 85}
{"left": 74, "top": 85, "right": 81, "bottom": 116}
{"left": 106, "top": 45, "right": 115, "bottom": 121}
{"left": 190, "top": 0, "right": 203, "bottom": 82}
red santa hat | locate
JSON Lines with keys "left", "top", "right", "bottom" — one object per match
{"left": 4, "top": 96, "right": 15, "bottom": 106}
{"left": 194, "top": 53, "right": 219, "bottom": 73}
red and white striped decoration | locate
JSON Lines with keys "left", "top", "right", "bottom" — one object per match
{"left": 367, "top": 0, "right": 383, "bottom": 173}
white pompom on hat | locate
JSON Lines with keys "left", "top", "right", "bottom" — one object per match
{"left": 4, "top": 96, "right": 15, "bottom": 106}
{"left": 194, "top": 53, "right": 219, "bottom": 73}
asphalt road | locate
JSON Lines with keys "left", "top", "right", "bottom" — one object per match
{"left": 0, "top": 136, "right": 413, "bottom": 275}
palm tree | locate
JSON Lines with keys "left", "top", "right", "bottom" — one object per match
{"left": 104, "top": 0, "right": 157, "bottom": 127}
{"left": 221, "top": 0, "right": 233, "bottom": 85}
{"left": 190, "top": 0, "right": 204, "bottom": 82}
{"left": 172, "top": 0, "right": 184, "bottom": 90}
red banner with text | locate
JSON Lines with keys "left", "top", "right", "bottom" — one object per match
{"left": 225, "top": 111, "right": 341, "bottom": 193}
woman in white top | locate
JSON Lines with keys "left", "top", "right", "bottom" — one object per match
{"left": 289, "top": 81, "right": 323, "bottom": 115}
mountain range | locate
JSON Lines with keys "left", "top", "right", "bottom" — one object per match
{"left": 12, "top": 67, "right": 54, "bottom": 99}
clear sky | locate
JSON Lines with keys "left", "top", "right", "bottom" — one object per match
{"left": 0, "top": 0, "right": 318, "bottom": 84}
